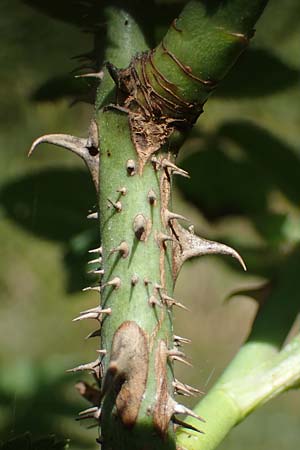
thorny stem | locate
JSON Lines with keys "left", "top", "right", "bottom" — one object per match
{"left": 29, "top": 1, "right": 273, "bottom": 450}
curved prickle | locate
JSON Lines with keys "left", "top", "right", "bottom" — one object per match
{"left": 28, "top": 130, "right": 100, "bottom": 190}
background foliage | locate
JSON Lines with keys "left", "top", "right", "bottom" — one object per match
{"left": 0, "top": 0, "right": 299, "bottom": 449}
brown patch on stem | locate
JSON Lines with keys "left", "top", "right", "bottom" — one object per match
{"left": 153, "top": 340, "right": 174, "bottom": 436}
{"left": 106, "top": 52, "right": 205, "bottom": 171}
{"left": 103, "top": 321, "right": 149, "bottom": 428}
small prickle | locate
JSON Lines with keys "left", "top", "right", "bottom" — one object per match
{"left": 87, "top": 212, "right": 98, "bottom": 220}
{"left": 161, "top": 159, "right": 190, "bottom": 178}
{"left": 173, "top": 402, "right": 205, "bottom": 423}
{"left": 168, "top": 349, "right": 192, "bottom": 367}
{"left": 66, "top": 358, "right": 100, "bottom": 374}
{"left": 101, "top": 276, "right": 121, "bottom": 290}
{"left": 172, "top": 417, "right": 203, "bottom": 433}
{"left": 161, "top": 294, "right": 189, "bottom": 311}
{"left": 75, "top": 70, "right": 104, "bottom": 79}
{"left": 88, "top": 257, "right": 102, "bottom": 265}
{"left": 88, "top": 246, "right": 102, "bottom": 254}
{"left": 107, "top": 198, "right": 122, "bottom": 212}
{"left": 148, "top": 295, "right": 161, "bottom": 307}
{"left": 73, "top": 306, "right": 111, "bottom": 322}
{"left": 174, "top": 335, "right": 192, "bottom": 345}
{"left": 173, "top": 379, "right": 202, "bottom": 397}
{"left": 131, "top": 274, "right": 139, "bottom": 286}
{"left": 126, "top": 159, "right": 136, "bottom": 176}
{"left": 82, "top": 286, "right": 101, "bottom": 293}
{"left": 148, "top": 189, "right": 157, "bottom": 205}
{"left": 87, "top": 268, "right": 104, "bottom": 275}
{"left": 109, "top": 241, "right": 129, "bottom": 259}
{"left": 96, "top": 349, "right": 107, "bottom": 355}
{"left": 151, "top": 155, "right": 160, "bottom": 170}
{"left": 77, "top": 406, "right": 101, "bottom": 421}
{"left": 117, "top": 187, "right": 127, "bottom": 195}
{"left": 133, "top": 214, "right": 147, "bottom": 241}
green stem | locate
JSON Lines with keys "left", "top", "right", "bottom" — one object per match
{"left": 96, "top": 6, "right": 175, "bottom": 450}
{"left": 177, "top": 334, "right": 300, "bottom": 450}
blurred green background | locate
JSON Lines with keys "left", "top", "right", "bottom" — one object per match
{"left": 0, "top": 0, "right": 299, "bottom": 449}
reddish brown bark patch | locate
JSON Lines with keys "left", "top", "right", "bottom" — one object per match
{"left": 109, "top": 321, "right": 149, "bottom": 427}
{"left": 153, "top": 340, "right": 174, "bottom": 436}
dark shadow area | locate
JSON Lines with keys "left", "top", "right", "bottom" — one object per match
{"left": 31, "top": 75, "right": 96, "bottom": 104}
{"left": 177, "top": 145, "right": 270, "bottom": 221}
{"left": 216, "top": 48, "right": 299, "bottom": 98}
{"left": 0, "top": 168, "right": 96, "bottom": 242}
{"left": 0, "top": 363, "right": 90, "bottom": 448}
{"left": 0, "top": 433, "right": 69, "bottom": 450}
{"left": 219, "top": 120, "right": 300, "bottom": 206}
